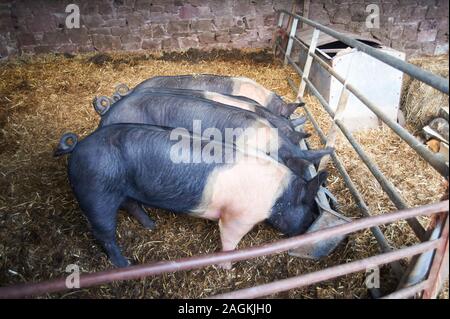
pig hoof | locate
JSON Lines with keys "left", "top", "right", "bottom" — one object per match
{"left": 142, "top": 219, "right": 156, "bottom": 230}
{"left": 218, "top": 262, "right": 233, "bottom": 270}
{"left": 112, "top": 257, "right": 131, "bottom": 268}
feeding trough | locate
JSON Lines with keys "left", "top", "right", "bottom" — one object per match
{"left": 288, "top": 117, "right": 351, "bottom": 259}
{"left": 295, "top": 28, "right": 405, "bottom": 132}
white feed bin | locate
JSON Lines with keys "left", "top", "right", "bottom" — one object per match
{"left": 296, "top": 29, "right": 406, "bottom": 132}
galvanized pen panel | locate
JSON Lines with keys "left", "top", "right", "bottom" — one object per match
{"left": 274, "top": 10, "right": 449, "bottom": 298}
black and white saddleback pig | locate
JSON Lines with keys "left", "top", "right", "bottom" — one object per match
{"left": 94, "top": 90, "right": 329, "bottom": 169}
{"left": 95, "top": 87, "right": 308, "bottom": 131}
{"left": 119, "top": 74, "right": 301, "bottom": 118}
{"left": 54, "top": 124, "right": 328, "bottom": 268}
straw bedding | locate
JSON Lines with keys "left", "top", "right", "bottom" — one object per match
{"left": 0, "top": 49, "right": 447, "bottom": 298}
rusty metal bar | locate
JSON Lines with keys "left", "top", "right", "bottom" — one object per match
{"left": 381, "top": 280, "right": 430, "bottom": 299}
{"left": 275, "top": 13, "right": 448, "bottom": 297}
{"left": 0, "top": 201, "right": 447, "bottom": 299}
{"left": 209, "top": 239, "right": 441, "bottom": 299}
{"left": 278, "top": 9, "right": 449, "bottom": 95}
{"left": 279, "top": 44, "right": 427, "bottom": 240}
{"left": 289, "top": 33, "right": 448, "bottom": 179}
{"left": 334, "top": 118, "right": 427, "bottom": 240}
{"left": 288, "top": 78, "right": 404, "bottom": 279}
{"left": 423, "top": 214, "right": 449, "bottom": 298}
{"left": 273, "top": 11, "right": 286, "bottom": 54}
{"left": 286, "top": 25, "right": 449, "bottom": 297}
{"left": 397, "top": 211, "right": 447, "bottom": 292}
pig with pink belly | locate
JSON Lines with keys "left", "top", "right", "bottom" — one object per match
{"left": 54, "top": 124, "right": 328, "bottom": 268}
{"left": 118, "top": 74, "right": 302, "bottom": 118}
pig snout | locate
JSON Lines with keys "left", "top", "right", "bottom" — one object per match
{"left": 267, "top": 170, "right": 329, "bottom": 237}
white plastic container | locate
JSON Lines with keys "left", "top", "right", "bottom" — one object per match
{"left": 297, "top": 29, "right": 406, "bottom": 132}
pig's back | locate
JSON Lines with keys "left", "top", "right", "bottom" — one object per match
{"left": 69, "top": 124, "right": 233, "bottom": 213}
{"left": 134, "top": 75, "right": 281, "bottom": 111}
{"left": 134, "top": 74, "right": 235, "bottom": 94}
{"left": 100, "top": 91, "right": 266, "bottom": 132}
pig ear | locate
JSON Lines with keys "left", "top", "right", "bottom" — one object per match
{"left": 286, "top": 157, "right": 311, "bottom": 176}
{"left": 301, "top": 147, "right": 334, "bottom": 164}
{"left": 286, "top": 131, "right": 311, "bottom": 144}
{"left": 299, "top": 171, "right": 329, "bottom": 206}
{"left": 281, "top": 103, "right": 300, "bottom": 118}
{"left": 290, "top": 116, "right": 308, "bottom": 127}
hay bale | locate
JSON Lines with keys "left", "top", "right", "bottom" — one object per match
{"left": 401, "top": 54, "right": 449, "bottom": 131}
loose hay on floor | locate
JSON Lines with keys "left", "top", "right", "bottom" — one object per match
{"left": 0, "top": 50, "right": 447, "bottom": 299}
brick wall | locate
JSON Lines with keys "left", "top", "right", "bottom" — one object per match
{"left": 0, "top": 0, "right": 448, "bottom": 58}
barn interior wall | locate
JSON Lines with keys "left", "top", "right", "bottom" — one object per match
{"left": 306, "top": 0, "right": 449, "bottom": 57}
{"left": 0, "top": 0, "right": 448, "bottom": 58}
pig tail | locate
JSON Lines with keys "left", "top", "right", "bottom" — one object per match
{"left": 93, "top": 96, "right": 111, "bottom": 116}
{"left": 111, "top": 93, "right": 121, "bottom": 103}
{"left": 115, "top": 83, "right": 130, "bottom": 97}
{"left": 53, "top": 133, "right": 78, "bottom": 157}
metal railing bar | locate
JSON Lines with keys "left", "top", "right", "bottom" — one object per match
{"left": 422, "top": 214, "right": 449, "bottom": 298}
{"left": 334, "top": 117, "right": 427, "bottom": 240}
{"left": 289, "top": 37, "right": 449, "bottom": 179}
{"left": 277, "top": 12, "right": 285, "bottom": 28}
{"left": 297, "top": 28, "right": 321, "bottom": 98}
{"left": 346, "top": 81, "right": 448, "bottom": 179}
{"left": 0, "top": 201, "right": 447, "bottom": 299}
{"left": 278, "top": 9, "right": 449, "bottom": 95}
{"left": 381, "top": 280, "right": 429, "bottom": 299}
{"left": 284, "top": 17, "right": 299, "bottom": 65}
{"left": 291, "top": 33, "right": 309, "bottom": 51}
{"left": 209, "top": 239, "right": 441, "bottom": 299}
{"left": 395, "top": 213, "right": 446, "bottom": 295}
{"left": 317, "top": 82, "right": 350, "bottom": 172}
{"left": 288, "top": 78, "right": 404, "bottom": 279}
{"left": 279, "top": 44, "right": 427, "bottom": 240}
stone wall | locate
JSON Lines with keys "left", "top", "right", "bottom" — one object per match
{"left": 307, "top": 0, "right": 449, "bottom": 57}
{"left": 0, "top": 0, "right": 448, "bottom": 58}
{"left": 0, "top": 0, "right": 296, "bottom": 58}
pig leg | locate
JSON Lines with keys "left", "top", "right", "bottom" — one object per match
{"left": 218, "top": 217, "right": 257, "bottom": 270}
{"left": 82, "top": 196, "right": 130, "bottom": 268}
{"left": 121, "top": 199, "right": 156, "bottom": 230}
